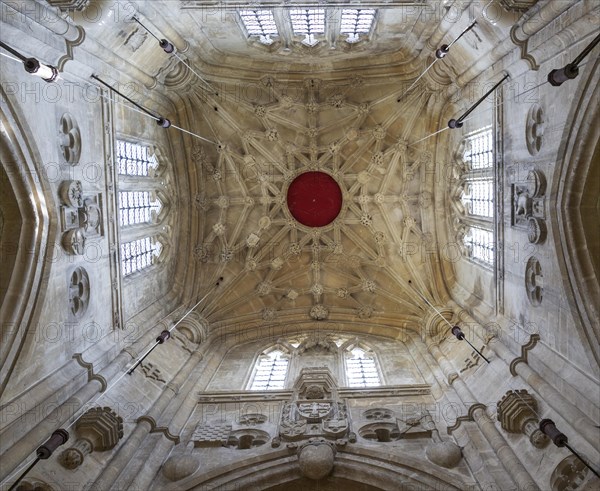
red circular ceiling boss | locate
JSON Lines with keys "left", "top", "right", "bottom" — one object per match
{"left": 287, "top": 171, "right": 343, "bottom": 227}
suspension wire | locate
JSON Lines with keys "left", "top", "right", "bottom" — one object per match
{"left": 172, "top": 51, "right": 216, "bottom": 93}
{"left": 0, "top": 50, "right": 23, "bottom": 63}
{"left": 131, "top": 16, "right": 161, "bottom": 43}
{"left": 7, "top": 457, "right": 40, "bottom": 491}
{"left": 170, "top": 122, "right": 220, "bottom": 145}
{"left": 397, "top": 58, "right": 438, "bottom": 103}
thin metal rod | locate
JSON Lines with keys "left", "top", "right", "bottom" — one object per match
{"left": 127, "top": 340, "right": 161, "bottom": 374}
{"left": 456, "top": 74, "right": 509, "bottom": 124}
{"left": 572, "top": 32, "right": 600, "bottom": 67}
{"left": 447, "top": 21, "right": 477, "bottom": 49}
{"left": 463, "top": 336, "right": 491, "bottom": 363}
{"left": 8, "top": 457, "right": 40, "bottom": 491}
{"left": 91, "top": 75, "right": 159, "bottom": 120}
{"left": 132, "top": 17, "right": 161, "bottom": 43}
{"left": 565, "top": 443, "right": 600, "bottom": 478}
{"left": 0, "top": 40, "right": 28, "bottom": 62}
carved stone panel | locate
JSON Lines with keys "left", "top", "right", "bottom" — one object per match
{"left": 511, "top": 169, "right": 547, "bottom": 243}
{"left": 58, "top": 180, "right": 104, "bottom": 255}
{"left": 191, "top": 423, "right": 232, "bottom": 447}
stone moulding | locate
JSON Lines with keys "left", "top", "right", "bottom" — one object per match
{"left": 446, "top": 403, "right": 487, "bottom": 435}
{"left": 509, "top": 334, "right": 540, "bottom": 376}
{"left": 195, "top": 385, "right": 431, "bottom": 404}
{"left": 72, "top": 353, "right": 107, "bottom": 392}
{"left": 136, "top": 415, "right": 180, "bottom": 444}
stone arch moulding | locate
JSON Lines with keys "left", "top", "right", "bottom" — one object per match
{"left": 161, "top": 447, "right": 469, "bottom": 491}
{"left": 0, "top": 93, "right": 54, "bottom": 398}
{"left": 552, "top": 56, "right": 600, "bottom": 368}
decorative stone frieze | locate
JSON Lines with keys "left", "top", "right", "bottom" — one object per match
{"left": 497, "top": 389, "right": 549, "bottom": 448}
{"left": 59, "top": 407, "right": 123, "bottom": 469}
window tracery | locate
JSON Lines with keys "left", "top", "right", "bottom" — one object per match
{"left": 249, "top": 348, "right": 290, "bottom": 390}
{"left": 120, "top": 237, "right": 163, "bottom": 277}
{"left": 452, "top": 126, "right": 496, "bottom": 267}
{"left": 344, "top": 346, "right": 381, "bottom": 388}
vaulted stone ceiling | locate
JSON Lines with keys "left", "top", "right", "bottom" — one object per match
{"left": 75, "top": 0, "right": 522, "bottom": 337}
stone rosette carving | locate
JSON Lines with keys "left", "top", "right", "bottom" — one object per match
{"left": 226, "top": 429, "right": 270, "bottom": 449}
{"left": 310, "top": 304, "right": 329, "bottom": 320}
{"left": 497, "top": 389, "right": 549, "bottom": 448}
{"left": 550, "top": 454, "right": 599, "bottom": 491}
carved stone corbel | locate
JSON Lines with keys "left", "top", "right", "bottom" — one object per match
{"left": 497, "top": 389, "right": 549, "bottom": 448}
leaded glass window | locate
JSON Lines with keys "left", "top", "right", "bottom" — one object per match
{"left": 118, "top": 192, "right": 162, "bottom": 226}
{"left": 250, "top": 349, "right": 289, "bottom": 390}
{"left": 464, "top": 227, "right": 494, "bottom": 265}
{"left": 290, "top": 8, "right": 325, "bottom": 46}
{"left": 463, "top": 127, "right": 493, "bottom": 170}
{"left": 116, "top": 140, "right": 157, "bottom": 176}
{"left": 340, "top": 9, "right": 375, "bottom": 43}
{"left": 345, "top": 347, "right": 381, "bottom": 387}
{"left": 120, "top": 237, "right": 162, "bottom": 276}
{"left": 239, "top": 9, "right": 278, "bottom": 45}
{"left": 460, "top": 178, "right": 494, "bottom": 218}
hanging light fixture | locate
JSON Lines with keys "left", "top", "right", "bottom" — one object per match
{"left": 539, "top": 419, "right": 600, "bottom": 478}
{"left": 0, "top": 40, "right": 58, "bottom": 82}
{"left": 548, "top": 33, "right": 600, "bottom": 86}
{"left": 8, "top": 429, "right": 69, "bottom": 490}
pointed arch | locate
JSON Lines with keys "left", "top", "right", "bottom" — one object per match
{"left": 248, "top": 344, "right": 291, "bottom": 390}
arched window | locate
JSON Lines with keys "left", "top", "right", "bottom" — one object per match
{"left": 344, "top": 346, "right": 381, "bottom": 387}
{"left": 454, "top": 126, "right": 495, "bottom": 267}
{"left": 249, "top": 348, "right": 290, "bottom": 390}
